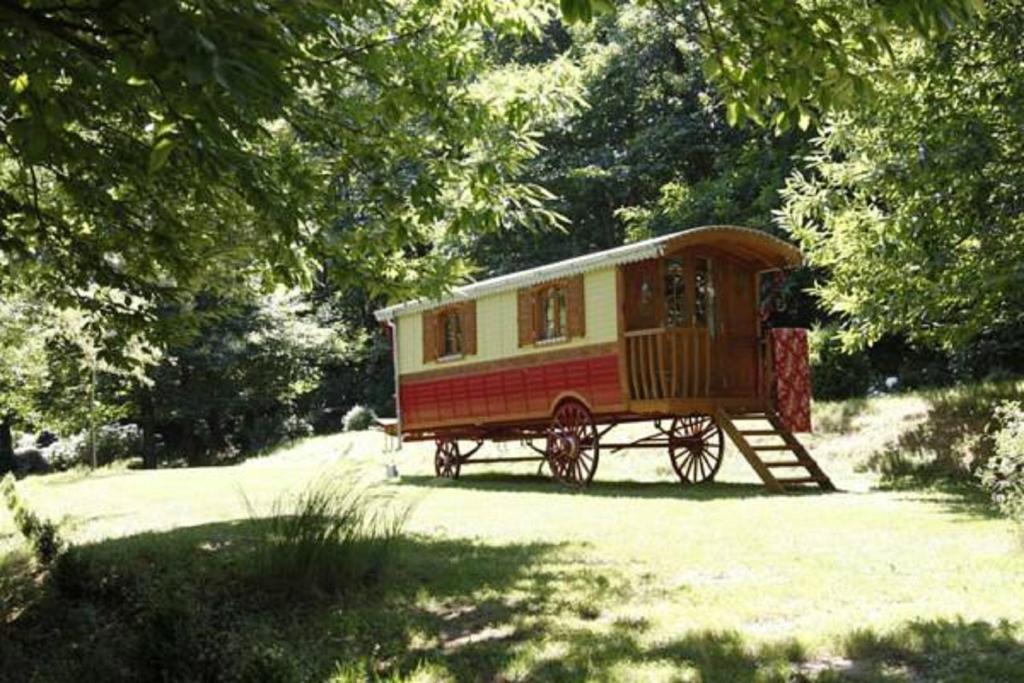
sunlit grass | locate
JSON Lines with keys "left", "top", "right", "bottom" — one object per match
{"left": 2, "top": 385, "right": 1024, "bottom": 680}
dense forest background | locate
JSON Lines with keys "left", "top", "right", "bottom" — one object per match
{"left": 2, "top": 0, "right": 1021, "bottom": 472}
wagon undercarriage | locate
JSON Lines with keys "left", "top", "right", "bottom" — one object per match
{"left": 413, "top": 400, "right": 834, "bottom": 493}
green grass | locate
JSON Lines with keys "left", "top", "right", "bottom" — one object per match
{"left": 2, "top": 386, "right": 1024, "bottom": 681}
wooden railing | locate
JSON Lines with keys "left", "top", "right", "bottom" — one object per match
{"left": 625, "top": 327, "right": 712, "bottom": 401}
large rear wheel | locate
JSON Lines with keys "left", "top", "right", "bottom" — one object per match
{"left": 545, "top": 400, "right": 600, "bottom": 488}
{"left": 667, "top": 414, "right": 723, "bottom": 484}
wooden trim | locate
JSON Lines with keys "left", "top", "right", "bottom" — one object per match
{"left": 548, "top": 390, "right": 592, "bottom": 415}
{"left": 401, "top": 341, "right": 619, "bottom": 382}
{"left": 462, "top": 299, "right": 477, "bottom": 355}
{"left": 422, "top": 310, "right": 438, "bottom": 364}
{"left": 531, "top": 275, "right": 585, "bottom": 343}
{"left": 423, "top": 302, "right": 478, "bottom": 363}
{"left": 566, "top": 275, "right": 585, "bottom": 338}
{"left": 401, "top": 402, "right": 630, "bottom": 433}
{"left": 517, "top": 287, "right": 535, "bottom": 347}
{"left": 615, "top": 266, "right": 630, "bottom": 409}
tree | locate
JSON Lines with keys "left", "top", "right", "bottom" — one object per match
{"left": 777, "top": 0, "right": 1024, "bottom": 351}
{"left": 0, "top": 0, "right": 573, "bottom": 323}
{"left": 0, "top": 297, "right": 48, "bottom": 472}
{"left": 141, "top": 288, "right": 361, "bottom": 466}
{"left": 470, "top": 5, "right": 808, "bottom": 276}
{"left": 565, "top": 0, "right": 982, "bottom": 130}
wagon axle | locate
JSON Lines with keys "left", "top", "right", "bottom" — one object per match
{"left": 431, "top": 402, "right": 724, "bottom": 489}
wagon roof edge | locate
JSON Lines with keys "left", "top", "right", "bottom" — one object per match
{"left": 374, "top": 225, "right": 800, "bottom": 321}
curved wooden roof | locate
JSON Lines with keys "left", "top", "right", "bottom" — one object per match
{"left": 375, "top": 225, "right": 801, "bottom": 321}
{"left": 661, "top": 225, "right": 802, "bottom": 267}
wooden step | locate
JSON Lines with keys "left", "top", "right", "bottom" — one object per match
{"left": 775, "top": 477, "right": 820, "bottom": 485}
{"left": 717, "top": 407, "right": 836, "bottom": 494}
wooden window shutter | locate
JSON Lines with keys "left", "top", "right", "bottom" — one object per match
{"left": 422, "top": 310, "right": 438, "bottom": 363}
{"left": 566, "top": 275, "right": 586, "bottom": 338}
{"left": 517, "top": 288, "right": 535, "bottom": 347}
{"left": 461, "top": 300, "right": 477, "bottom": 355}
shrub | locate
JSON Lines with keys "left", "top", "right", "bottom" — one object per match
{"left": 43, "top": 423, "right": 143, "bottom": 469}
{"left": 980, "top": 401, "right": 1024, "bottom": 532}
{"left": 342, "top": 404, "right": 377, "bottom": 432}
{"left": 248, "top": 478, "right": 406, "bottom": 595}
{"left": 1, "top": 473, "right": 66, "bottom": 564}
{"left": 808, "top": 325, "right": 875, "bottom": 400}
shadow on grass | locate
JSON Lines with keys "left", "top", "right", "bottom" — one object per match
{"left": 398, "top": 472, "right": 833, "bottom": 501}
{"left": 0, "top": 519, "right": 590, "bottom": 681}
{"left": 815, "top": 397, "right": 870, "bottom": 435}
{"left": 863, "top": 381, "right": 1023, "bottom": 483}
{"left": 3, "top": 517, "right": 1022, "bottom": 682}
{"left": 858, "top": 381, "right": 1024, "bottom": 519}
{"left": 513, "top": 616, "right": 1024, "bottom": 683}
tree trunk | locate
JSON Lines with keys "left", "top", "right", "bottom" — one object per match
{"left": 183, "top": 420, "right": 198, "bottom": 467}
{"left": 141, "top": 392, "right": 157, "bottom": 470}
{"left": 207, "top": 409, "right": 227, "bottom": 454}
{"left": 0, "top": 413, "right": 15, "bottom": 475}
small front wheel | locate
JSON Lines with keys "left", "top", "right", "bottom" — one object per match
{"left": 434, "top": 439, "right": 461, "bottom": 479}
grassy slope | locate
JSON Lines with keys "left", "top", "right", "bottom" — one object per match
{"left": 2, "top": 388, "right": 1024, "bottom": 682}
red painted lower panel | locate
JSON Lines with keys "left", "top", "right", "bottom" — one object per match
{"left": 400, "top": 353, "right": 622, "bottom": 430}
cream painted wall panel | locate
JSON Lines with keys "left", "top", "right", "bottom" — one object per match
{"left": 396, "top": 267, "right": 619, "bottom": 376}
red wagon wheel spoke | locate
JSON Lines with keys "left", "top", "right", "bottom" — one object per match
{"left": 434, "top": 439, "right": 461, "bottom": 480}
{"left": 668, "top": 413, "right": 723, "bottom": 485}
{"left": 546, "top": 400, "right": 600, "bottom": 488}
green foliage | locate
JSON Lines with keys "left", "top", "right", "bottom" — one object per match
{"left": 809, "top": 325, "right": 875, "bottom": 400}
{"left": 0, "top": 298, "right": 49, "bottom": 439}
{"left": 0, "top": 0, "right": 573, "bottom": 322}
{"left": 342, "top": 404, "right": 377, "bottom": 432}
{"left": 248, "top": 479, "right": 406, "bottom": 596}
{"left": 145, "top": 289, "right": 360, "bottom": 463}
{"left": 779, "top": 0, "right": 1024, "bottom": 351}
{"left": 472, "top": 5, "right": 806, "bottom": 275}
{"left": 45, "top": 424, "right": 142, "bottom": 470}
{"left": 981, "top": 402, "right": 1024, "bottom": 531}
{"left": 1, "top": 472, "right": 65, "bottom": 564}
{"left": 567, "top": 0, "right": 982, "bottom": 129}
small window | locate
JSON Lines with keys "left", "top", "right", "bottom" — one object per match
{"left": 664, "top": 257, "right": 688, "bottom": 327}
{"left": 440, "top": 310, "right": 463, "bottom": 357}
{"left": 695, "top": 257, "right": 714, "bottom": 330}
{"left": 538, "top": 285, "right": 567, "bottom": 341}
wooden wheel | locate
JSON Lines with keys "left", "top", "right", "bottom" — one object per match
{"left": 434, "top": 439, "right": 461, "bottom": 479}
{"left": 668, "top": 414, "right": 723, "bottom": 484}
{"left": 545, "top": 400, "right": 600, "bottom": 488}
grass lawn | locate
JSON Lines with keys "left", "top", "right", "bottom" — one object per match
{"left": 2, "top": 389, "right": 1024, "bottom": 682}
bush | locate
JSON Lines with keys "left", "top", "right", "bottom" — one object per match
{"left": 43, "top": 423, "right": 143, "bottom": 470}
{"left": 980, "top": 401, "right": 1024, "bottom": 533}
{"left": 342, "top": 404, "right": 376, "bottom": 432}
{"left": 1, "top": 473, "right": 66, "bottom": 564}
{"left": 809, "top": 325, "right": 876, "bottom": 400}
{"left": 248, "top": 478, "right": 406, "bottom": 595}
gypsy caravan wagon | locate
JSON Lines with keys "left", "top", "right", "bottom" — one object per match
{"left": 374, "top": 225, "right": 834, "bottom": 493}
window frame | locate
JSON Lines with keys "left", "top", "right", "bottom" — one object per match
{"left": 437, "top": 307, "right": 464, "bottom": 361}
{"left": 535, "top": 283, "right": 569, "bottom": 344}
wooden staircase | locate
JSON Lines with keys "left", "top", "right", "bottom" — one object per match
{"left": 715, "top": 408, "right": 836, "bottom": 494}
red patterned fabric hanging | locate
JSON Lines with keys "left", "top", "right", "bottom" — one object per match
{"left": 771, "top": 328, "right": 812, "bottom": 432}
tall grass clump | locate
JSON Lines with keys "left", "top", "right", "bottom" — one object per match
{"left": 248, "top": 478, "right": 406, "bottom": 596}
{"left": 1, "top": 472, "right": 65, "bottom": 564}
